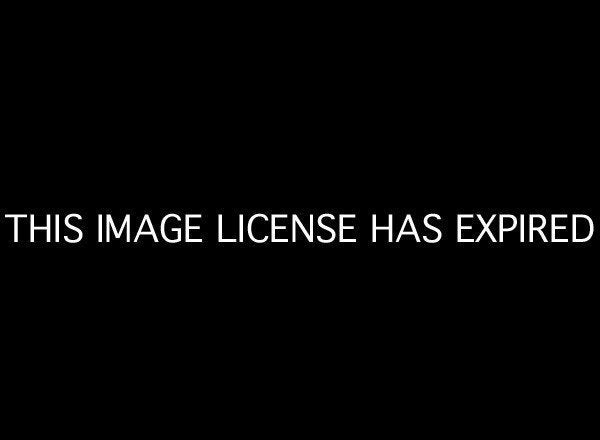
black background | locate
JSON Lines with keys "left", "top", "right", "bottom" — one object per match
{"left": 1, "top": 6, "right": 597, "bottom": 434}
